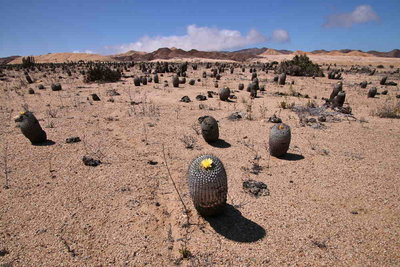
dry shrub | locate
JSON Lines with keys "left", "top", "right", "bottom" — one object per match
{"left": 374, "top": 100, "right": 400, "bottom": 118}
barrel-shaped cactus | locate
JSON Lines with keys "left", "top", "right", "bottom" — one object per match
{"left": 360, "top": 81, "right": 367, "bottom": 88}
{"left": 380, "top": 76, "right": 387, "bottom": 85}
{"left": 333, "top": 91, "right": 346, "bottom": 107}
{"left": 269, "top": 123, "right": 291, "bottom": 157}
{"left": 141, "top": 76, "right": 147, "bottom": 85}
{"left": 251, "top": 72, "right": 257, "bottom": 80}
{"left": 51, "top": 83, "right": 62, "bottom": 91}
{"left": 329, "top": 82, "right": 343, "bottom": 101}
{"left": 188, "top": 154, "right": 228, "bottom": 216}
{"left": 219, "top": 87, "right": 230, "bottom": 101}
{"left": 200, "top": 116, "right": 219, "bottom": 142}
{"left": 278, "top": 73, "right": 286, "bottom": 85}
{"left": 172, "top": 75, "right": 179, "bottom": 87}
{"left": 238, "top": 83, "right": 244, "bottom": 90}
{"left": 368, "top": 87, "right": 377, "bottom": 98}
{"left": 14, "top": 111, "right": 47, "bottom": 144}
{"left": 133, "top": 77, "right": 141, "bottom": 86}
{"left": 153, "top": 74, "right": 159, "bottom": 83}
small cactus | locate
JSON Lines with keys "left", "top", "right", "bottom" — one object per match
{"left": 329, "top": 82, "right": 342, "bottom": 101}
{"left": 141, "top": 76, "right": 147, "bottom": 85}
{"left": 380, "top": 76, "right": 387, "bottom": 85}
{"left": 189, "top": 79, "right": 195, "bottom": 85}
{"left": 14, "top": 111, "right": 47, "bottom": 144}
{"left": 269, "top": 123, "right": 291, "bottom": 157}
{"left": 134, "top": 77, "right": 141, "bottom": 86}
{"left": 219, "top": 87, "right": 230, "bottom": 101}
{"left": 200, "top": 116, "right": 219, "bottom": 142}
{"left": 187, "top": 154, "right": 228, "bottom": 216}
{"left": 238, "top": 83, "right": 244, "bottom": 90}
{"left": 172, "top": 75, "right": 179, "bottom": 87}
{"left": 368, "top": 87, "right": 377, "bottom": 98}
{"left": 153, "top": 74, "right": 159, "bottom": 83}
{"left": 51, "top": 83, "right": 62, "bottom": 91}
{"left": 278, "top": 73, "right": 286, "bottom": 85}
{"left": 332, "top": 91, "right": 346, "bottom": 107}
{"left": 360, "top": 81, "right": 367, "bottom": 88}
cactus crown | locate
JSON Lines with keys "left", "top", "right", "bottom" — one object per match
{"left": 200, "top": 158, "right": 213, "bottom": 169}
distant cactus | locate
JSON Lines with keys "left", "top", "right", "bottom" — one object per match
{"left": 251, "top": 72, "right": 257, "bottom": 80}
{"left": 179, "top": 77, "right": 186, "bottom": 84}
{"left": 202, "top": 72, "right": 207, "bottom": 78}
{"left": 187, "top": 154, "right": 227, "bottom": 216}
{"left": 360, "top": 81, "right": 367, "bottom": 88}
{"left": 219, "top": 87, "right": 230, "bottom": 101}
{"left": 172, "top": 75, "right": 179, "bottom": 87}
{"left": 332, "top": 91, "right": 346, "bottom": 108}
{"left": 380, "top": 76, "right": 387, "bottom": 85}
{"left": 269, "top": 123, "right": 291, "bottom": 157}
{"left": 200, "top": 116, "right": 219, "bottom": 142}
{"left": 153, "top": 74, "right": 159, "bottom": 83}
{"left": 141, "top": 76, "right": 147, "bottom": 85}
{"left": 278, "top": 73, "right": 286, "bottom": 85}
{"left": 14, "top": 111, "right": 47, "bottom": 144}
{"left": 189, "top": 79, "right": 195, "bottom": 85}
{"left": 134, "top": 77, "right": 141, "bottom": 86}
{"left": 329, "top": 82, "right": 342, "bottom": 101}
{"left": 51, "top": 83, "right": 62, "bottom": 91}
{"left": 368, "top": 87, "right": 377, "bottom": 98}
{"left": 238, "top": 83, "right": 244, "bottom": 90}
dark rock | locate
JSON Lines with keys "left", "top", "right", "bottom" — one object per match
{"left": 66, "top": 137, "right": 81, "bottom": 143}
{"left": 180, "top": 96, "right": 191, "bottom": 103}
{"left": 196, "top": 95, "right": 207, "bottom": 101}
{"left": 243, "top": 180, "right": 270, "bottom": 197}
{"left": 82, "top": 156, "right": 101, "bottom": 167}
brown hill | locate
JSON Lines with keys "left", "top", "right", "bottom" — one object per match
{"left": 260, "top": 48, "right": 284, "bottom": 56}
{"left": 0, "top": 56, "right": 20, "bottom": 65}
{"left": 367, "top": 49, "right": 400, "bottom": 58}
{"left": 9, "top": 53, "right": 115, "bottom": 64}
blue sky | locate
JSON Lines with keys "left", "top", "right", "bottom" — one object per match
{"left": 1, "top": 0, "right": 399, "bottom": 57}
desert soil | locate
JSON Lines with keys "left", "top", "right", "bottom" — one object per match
{"left": 1, "top": 56, "right": 400, "bottom": 266}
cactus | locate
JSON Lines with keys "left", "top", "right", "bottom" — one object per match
{"left": 172, "top": 75, "right": 179, "bottom": 87}
{"left": 179, "top": 77, "right": 186, "bottom": 84}
{"left": 189, "top": 79, "right": 195, "bottom": 85}
{"left": 141, "top": 76, "right": 147, "bottom": 85}
{"left": 269, "top": 123, "right": 291, "bottom": 157}
{"left": 251, "top": 72, "right": 257, "bottom": 80}
{"left": 14, "top": 111, "right": 47, "bottom": 144}
{"left": 187, "top": 154, "right": 227, "bottom": 216}
{"left": 200, "top": 116, "right": 219, "bottom": 142}
{"left": 333, "top": 91, "right": 346, "bottom": 107}
{"left": 380, "top": 76, "right": 387, "bottom": 85}
{"left": 133, "top": 77, "right": 141, "bottom": 86}
{"left": 329, "top": 82, "right": 342, "bottom": 101}
{"left": 153, "top": 74, "right": 159, "bottom": 83}
{"left": 51, "top": 83, "right": 62, "bottom": 91}
{"left": 238, "top": 83, "right": 244, "bottom": 90}
{"left": 278, "top": 73, "right": 286, "bottom": 85}
{"left": 360, "top": 81, "right": 367, "bottom": 88}
{"left": 219, "top": 87, "right": 230, "bottom": 101}
{"left": 368, "top": 87, "right": 377, "bottom": 98}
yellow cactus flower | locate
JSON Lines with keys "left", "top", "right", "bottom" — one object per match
{"left": 278, "top": 124, "right": 284, "bottom": 130}
{"left": 200, "top": 158, "right": 213, "bottom": 169}
{"left": 20, "top": 111, "right": 26, "bottom": 115}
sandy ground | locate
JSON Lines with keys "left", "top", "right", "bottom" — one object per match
{"left": 1, "top": 58, "right": 400, "bottom": 266}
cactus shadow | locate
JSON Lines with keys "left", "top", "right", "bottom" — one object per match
{"left": 32, "top": 140, "right": 56, "bottom": 146}
{"left": 208, "top": 139, "right": 231, "bottom": 148}
{"left": 205, "top": 204, "right": 266, "bottom": 243}
{"left": 279, "top": 153, "right": 304, "bottom": 161}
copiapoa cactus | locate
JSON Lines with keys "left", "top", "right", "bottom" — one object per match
{"left": 14, "top": 111, "right": 47, "bottom": 144}
{"left": 188, "top": 154, "right": 228, "bottom": 216}
{"left": 200, "top": 116, "right": 219, "bottom": 142}
{"left": 269, "top": 123, "right": 291, "bottom": 157}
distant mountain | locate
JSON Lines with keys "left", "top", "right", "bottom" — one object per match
{"left": 367, "top": 49, "right": 400, "bottom": 58}
{"left": 3, "top": 48, "right": 400, "bottom": 64}
{"left": 0, "top": 56, "right": 20, "bottom": 65}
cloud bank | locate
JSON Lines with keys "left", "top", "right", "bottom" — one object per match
{"left": 272, "top": 29, "right": 290, "bottom": 43}
{"left": 324, "top": 5, "right": 379, "bottom": 28}
{"left": 110, "top": 25, "right": 289, "bottom": 53}
{"left": 72, "top": 50, "right": 94, "bottom": 54}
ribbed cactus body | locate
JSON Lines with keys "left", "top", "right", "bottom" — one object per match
{"left": 172, "top": 75, "right": 179, "bottom": 87}
{"left": 278, "top": 73, "right": 286, "bottom": 85}
{"left": 200, "top": 116, "right": 219, "bottom": 142}
{"left": 329, "top": 82, "right": 343, "bottom": 101}
{"left": 269, "top": 123, "right": 291, "bottom": 157}
{"left": 333, "top": 91, "right": 346, "bottom": 107}
{"left": 219, "top": 87, "right": 230, "bottom": 101}
{"left": 368, "top": 87, "right": 377, "bottom": 98}
{"left": 133, "top": 77, "right": 141, "bottom": 86}
{"left": 188, "top": 154, "right": 227, "bottom": 216}
{"left": 238, "top": 83, "right": 244, "bottom": 90}
{"left": 15, "top": 112, "right": 47, "bottom": 144}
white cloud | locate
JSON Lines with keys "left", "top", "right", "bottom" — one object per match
{"left": 72, "top": 50, "right": 94, "bottom": 54}
{"left": 324, "top": 5, "right": 379, "bottom": 28}
{"left": 272, "top": 29, "right": 290, "bottom": 43}
{"left": 109, "top": 25, "right": 270, "bottom": 53}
